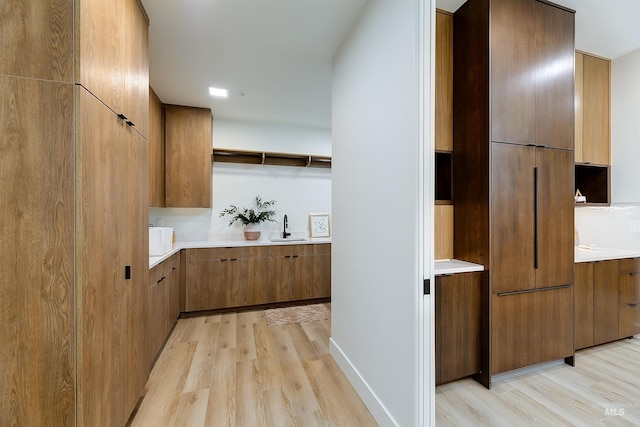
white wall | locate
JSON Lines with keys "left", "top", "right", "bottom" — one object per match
{"left": 575, "top": 204, "right": 640, "bottom": 250}
{"left": 611, "top": 47, "right": 640, "bottom": 204}
{"left": 150, "top": 119, "right": 331, "bottom": 241}
{"left": 331, "top": 0, "right": 425, "bottom": 425}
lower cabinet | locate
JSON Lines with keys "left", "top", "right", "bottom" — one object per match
{"left": 491, "top": 286, "right": 573, "bottom": 375}
{"left": 618, "top": 258, "right": 640, "bottom": 338}
{"left": 575, "top": 260, "right": 620, "bottom": 349}
{"left": 148, "top": 252, "right": 181, "bottom": 366}
{"left": 435, "top": 272, "right": 482, "bottom": 385}
{"left": 183, "top": 243, "right": 331, "bottom": 312}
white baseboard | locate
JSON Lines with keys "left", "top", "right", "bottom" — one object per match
{"left": 329, "top": 338, "right": 398, "bottom": 427}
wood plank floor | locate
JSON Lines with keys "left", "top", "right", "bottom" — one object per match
{"left": 130, "top": 305, "right": 378, "bottom": 426}
{"left": 436, "top": 336, "right": 640, "bottom": 426}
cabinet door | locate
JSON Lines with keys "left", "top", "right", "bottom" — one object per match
{"left": 490, "top": 0, "right": 535, "bottom": 145}
{"left": 184, "top": 248, "right": 228, "bottom": 311}
{"left": 534, "top": 1, "right": 574, "bottom": 150}
{"left": 575, "top": 52, "right": 584, "bottom": 162}
{"left": 490, "top": 143, "right": 535, "bottom": 294}
{"left": 78, "top": 87, "right": 128, "bottom": 427}
{"left": 123, "top": 0, "right": 149, "bottom": 138}
{"left": 168, "top": 254, "right": 181, "bottom": 325}
{"left": 164, "top": 106, "right": 212, "bottom": 208}
{"left": 292, "top": 245, "right": 315, "bottom": 301}
{"left": 227, "top": 247, "right": 269, "bottom": 308}
{"left": 619, "top": 305, "right": 640, "bottom": 338}
{"left": 436, "top": 273, "right": 482, "bottom": 385}
{"left": 269, "top": 246, "right": 296, "bottom": 302}
{"left": 593, "top": 260, "right": 619, "bottom": 345}
{"left": 535, "top": 148, "right": 574, "bottom": 289}
{"left": 313, "top": 244, "right": 332, "bottom": 298}
{"left": 0, "top": 0, "right": 73, "bottom": 82}
{"left": 148, "top": 262, "right": 168, "bottom": 366}
{"left": 149, "top": 87, "right": 165, "bottom": 207}
{"left": 582, "top": 55, "right": 610, "bottom": 165}
{"left": 491, "top": 286, "right": 573, "bottom": 374}
{"left": 574, "top": 262, "right": 594, "bottom": 349}
{"left": 0, "top": 77, "right": 75, "bottom": 426}
{"left": 435, "top": 10, "right": 453, "bottom": 151}
{"left": 124, "top": 127, "right": 149, "bottom": 415}
{"left": 78, "top": 0, "right": 125, "bottom": 113}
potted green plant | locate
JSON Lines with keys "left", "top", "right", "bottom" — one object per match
{"left": 219, "top": 195, "right": 277, "bottom": 240}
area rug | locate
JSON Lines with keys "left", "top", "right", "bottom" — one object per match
{"left": 265, "top": 303, "right": 330, "bottom": 327}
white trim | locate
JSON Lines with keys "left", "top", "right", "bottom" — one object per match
{"left": 329, "top": 338, "right": 399, "bottom": 427}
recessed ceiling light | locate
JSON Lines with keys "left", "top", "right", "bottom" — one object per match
{"left": 209, "top": 87, "right": 228, "bottom": 98}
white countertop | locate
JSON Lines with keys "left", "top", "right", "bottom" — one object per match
{"left": 149, "top": 238, "right": 331, "bottom": 269}
{"left": 434, "top": 259, "right": 485, "bottom": 275}
{"left": 574, "top": 246, "right": 640, "bottom": 263}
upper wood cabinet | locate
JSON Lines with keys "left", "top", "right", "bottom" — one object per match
{"left": 575, "top": 51, "right": 610, "bottom": 165}
{"left": 149, "top": 87, "right": 165, "bottom": 207}
{"left": 77, "top": 0, "right": 149, "bottom": 137}
{"left": 435, "top": 10, "right": 453, "bottom": 152}
{"left": 0, "top": 0, "right": 74, "bottom": 82}
{"left": 164, "top": 105, "right": 213, "bottom": 208}
{"left": 489, "top": 0, "right": 574, "bottom": 149}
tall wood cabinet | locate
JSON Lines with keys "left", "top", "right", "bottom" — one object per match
{"left": 1, "top": 1, "right": 149, "bottom": 425}
{"left": 453, "top": 0, "right": 575, "bottom": 385}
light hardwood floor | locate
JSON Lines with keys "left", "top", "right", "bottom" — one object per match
{"left": 436, "top": 337, "right": 640, "bottom": 426}
{"left": 130, "top": 306, "right": 377, "bottom": 426}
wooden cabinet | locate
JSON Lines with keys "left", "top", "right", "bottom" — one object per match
{"left": 618, "top": 258, "right": 640, "bottom": 338}
{"left": 149, "top": 87, "right": 165, "bottom": 206}
{"left": 574, "top": 260, "right": 619, "bottom": 349}
{"left": 0, "top": 0, "right": 74, "bottom": 82}
{"left": 575, "top": 52, "right": 610, "bottom": 165}
{"left": 164, "top": 105, "right": 213, "bottom": 208}
{"left": 183, "top": 244, "right": 330, "bottom": 312}
{"left": 435, "top": 272, "right": 482, "bottom": 385}
{"left": 435, "top": 10, "right": 453, "bottom": 152}
{"left": 77, "top": 87, "right": 149, "bottom": 426}
{"left": 0, "top": 76, "right": 75, "bottom": 426}
{"left": 148, "top": 253, "right": 181, "bottom": 367}
{"left": 453, "top": 0, "right": 575, "bottom": 381}
{"left": 77, "top": 0, "right": 149, "bottom": 137}
{"left": 491, "top": 286, "right": 573, "bottom": 374}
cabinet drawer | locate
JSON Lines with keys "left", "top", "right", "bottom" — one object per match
{"left": 619, "top": 304, "right": 640, "bottom": 338}
{"left": 619, "top": 273, "right": 640, "bottom": 306}
{"left": 618, "top": 258, "right": 640, "bottom": 275}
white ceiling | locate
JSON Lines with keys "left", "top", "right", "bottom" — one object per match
{"left": 142, "top": 0, "right": 640, "bottom": 130}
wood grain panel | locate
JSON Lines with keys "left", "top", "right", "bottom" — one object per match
{"left": 184, "top": 248, "right": 228, "bottom": 311}
{"left": 535, "top": 1, "right": 574, "bottom": 150}
{"left": 0, "top": 0, "right": 73, "bottom": 82}
{"left": 618, "top": 304, "right": 640, "bottom": 338}
{"left": 436, "top": 272, "right": 482, "bottom": 385}
{"left": 78, "top": 87, "right": 127, "bottom": 427}
{"left": 125, "top": 127, "right": 149, "bottom": 415}
{"left": 491, "top": 286, "right": 573, "bottom": 374}
{"left": 490, "top": 143, "right": 535, "bottom": 294}
{"left": 435, "top": 205, "right": 454, "bottom": 260}
{"left": 490, "top": 0, "right": 536, "bottom": 145}
{"left": 149, "top": 87, "right": 165, "bottom": 206}
{"left": 582, "top": 54, "right": 610, "bottom": 165}
{"left": 77, "top": 0, "right": 125, "bottom": 112}
{"left": 435, "top": 10, "right": 453, "bottom": 151}
{"left": 164, "top": 106, "right": 212, "bottom": 208}
{"left": 0, "top": 76, "right": 75, "bottom": 427}
{"left": 619, "top": 273, "right": 640, "bottom": 306}
{"left": 535, "top": 148, "right": 574, "bottom": 289}
{"left": 148, "top": 262, "right": 168, "bottom": 367}
{"left": 313, "top": 244, "right": 331, "bottom": 299}
{"left": 574, "top": 51, "right": 584, "bottom": 162}
{"left": 592, "top": 259, "right": 619, "bottom": 345}
{"left": 574, "top": 262, "right": 594, "bottom": 349}
{"left": 618, "top": 257, "right": 640, "bottom": 275}
{"left": 124, "top": 0, "right": 149, "bottom": 137}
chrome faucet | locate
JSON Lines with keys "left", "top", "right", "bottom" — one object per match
{"left": 282, "top": 214, "right": 291, "bottom": 239}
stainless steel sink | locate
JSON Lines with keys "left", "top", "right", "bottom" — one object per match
{"left": 269, "top": 237, "right": 306, "bottom": 242}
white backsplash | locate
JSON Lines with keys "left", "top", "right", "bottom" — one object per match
{"left": 575, "top": 204, "right": 640, "bottom": 250}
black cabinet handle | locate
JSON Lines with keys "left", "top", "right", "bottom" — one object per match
{"left": 118, "top": 113, "right": 127, "bottom": 121}
{"left": 230, "top": 258, "right": 238, "bottom": 261}
{"left": 125, "top": 265, "right": 131, "bottom": 280}
{"left": 534, "top": 166, "right": 539, "bottom": 270}
{"left": 157, "top": 275, "right": 166, "bottom": 284}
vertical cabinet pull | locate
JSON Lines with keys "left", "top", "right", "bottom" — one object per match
{"left": 534, "top": 166, "right": 539, "bottom": 269}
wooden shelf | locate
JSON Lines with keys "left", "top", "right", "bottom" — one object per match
{"left": 212, "top": 148, "right": 331, "bottom": 169}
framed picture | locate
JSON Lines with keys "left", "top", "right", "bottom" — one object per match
{"left": 309, "top": 213, "right": 330, "bottom": 238}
